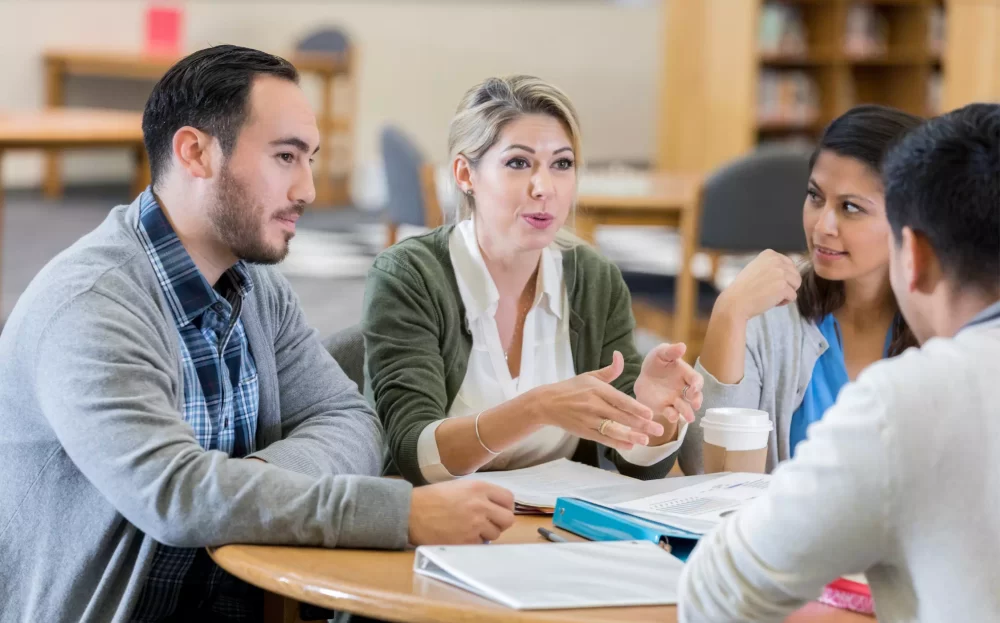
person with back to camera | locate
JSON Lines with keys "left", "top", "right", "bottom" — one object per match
{"left": 679, "top": 102, "right": 1000, "bottom": 623}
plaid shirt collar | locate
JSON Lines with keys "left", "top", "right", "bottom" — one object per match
{"left": 135, "top": 189, "right": 254, "bottom": 327}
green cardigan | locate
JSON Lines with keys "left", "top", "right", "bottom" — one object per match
{"left": 362, "top": 225, "right": 677, "bottom": 485}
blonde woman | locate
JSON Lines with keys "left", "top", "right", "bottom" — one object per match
{"left": 362, "top": 75, "right": 704, "bottom": 485}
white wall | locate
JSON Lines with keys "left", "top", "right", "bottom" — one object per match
{"left": 0, "top": 0, "right": 664, "bottom": 204}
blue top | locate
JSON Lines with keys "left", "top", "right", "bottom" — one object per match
{"left": 789, "top": 313, "right": 892, "bottom": 457}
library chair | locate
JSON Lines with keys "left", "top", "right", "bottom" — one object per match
{"left": 295, "top": 27, "right": 357, "bottom": 207}
{"left": 380, "top": 125, "right": 443, "bottom": 247}
{"left": 268, "top": 324, "right": 367, "bottom": 622}
{"left": 322, "top": 323, "right": 366, "bottom": 392}
{"left": 319, "top": 326, "right": 394, "bottom": 623}
{"left": 623, "top": 145, "right": 812, "bottom": 361}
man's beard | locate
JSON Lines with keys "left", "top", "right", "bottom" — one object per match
{"left": 209, "top": 166, "right": 304, "bottom": 265}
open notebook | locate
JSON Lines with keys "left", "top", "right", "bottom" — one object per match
{"left": 414, "top": 540, "right": 683, "bottom": 610}
{"left": 608, "top": 472, "right": 771, "bottom": 534}
{"left": 463, "top": 458, "right": 638, "bottom": 513}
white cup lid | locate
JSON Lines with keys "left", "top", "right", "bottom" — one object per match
{"left": 702, "top": 408, "right": 773, "bottom": 430}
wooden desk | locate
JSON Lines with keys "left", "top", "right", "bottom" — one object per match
{"left": 576, "top": 172, "right": 703, "bottom": 348}
{"left": 0, "top": 108, "right": 147, "bottom": 314}
{"left": 42, "top": 48, "right": 354, "bottom": 204}
{"left": 209, "top": 515, "right": 872, "bottom": 623}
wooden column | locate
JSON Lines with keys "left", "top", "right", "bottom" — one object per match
{"left": 673, "top": 189, "right": 703, "bottom": 360}
{"left": 315, "top": 69, "right": 335, "bottom": 206}
{"left": 942, "top": 0, "right": 1000, "bottom": 110}
{"left": 43, "top": 57, "right": 66, "bottom": 199}
{"left": 657, "top": 0, "right": 759, "bottom": 173}
{"left": 0, "top": 150, "right": 5, "bottom": 317}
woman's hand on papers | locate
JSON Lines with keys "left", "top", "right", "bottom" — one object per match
{"left": 634, "top": 342, "right": 704, "bottom": 444}
{"left": 408, "top": 480, "right": 516, "bottom": 545}
{"left": 527, "top": 350, "right": 663, "bottom": 452}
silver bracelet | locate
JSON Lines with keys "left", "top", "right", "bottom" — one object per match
{"left": 474, "top": 410, "right": 501, "bottom": 455}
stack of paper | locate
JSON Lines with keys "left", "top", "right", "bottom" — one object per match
{"left": 610, "top": 472, "right": 771, "bottom": 534}
{"left": 461, "top": 460, "right": 771, "bottom": 530}
{"left": 463, "top": 458, "right": 638, "bottom": 514}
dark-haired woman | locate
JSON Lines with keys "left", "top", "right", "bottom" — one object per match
{"left": 679, "top": 105, "right": 923, "bottom": 474}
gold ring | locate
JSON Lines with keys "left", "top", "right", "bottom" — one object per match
{"left": 598, "top": 418, "right": 612, "bottom": 436}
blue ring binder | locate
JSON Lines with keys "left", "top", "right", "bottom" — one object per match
{"left": 552, "top": 497, "right": 701, "bottom": 561}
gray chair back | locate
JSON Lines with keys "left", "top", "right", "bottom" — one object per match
{"left": 381, "top": 125, "right": 429, "bottom": 227}
{"left": 296, "top": 28, "right": 350, "bottom": 54}
{"left": 699, "top": 145, "right": 813, "bottom": 253}
{"left": 311, "top": 322, "right": 362, "bottom": 623}
{"left": 322, "top": 324, "right": 365, "bottom": 391}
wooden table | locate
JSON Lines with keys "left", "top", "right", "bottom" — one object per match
{"left": 42, "top": 48, "right": 354, "bottom": 204}
{"left": 209, "top": 515, "right": 872, "bottom": 623}
{"left": 0, "top": 108, "right": 147, "bottom": 314}
{"left": 576, "top": 172, "right": 704, "bottom": 348}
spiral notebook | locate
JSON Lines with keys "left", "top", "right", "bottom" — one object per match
{"left": 413, "top": 540, "right": 683, "bottom": 610}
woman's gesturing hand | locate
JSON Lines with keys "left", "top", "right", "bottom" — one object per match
{"left": 527, "top": 351, "right": 664, "bottom": 452}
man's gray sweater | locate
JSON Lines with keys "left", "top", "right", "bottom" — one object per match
{"left": 0, "top": 197, "right": 412, "bottom": 622}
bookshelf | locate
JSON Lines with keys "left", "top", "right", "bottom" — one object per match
{"left": 657, "top": 0, "right": 1000, "bottom": 173}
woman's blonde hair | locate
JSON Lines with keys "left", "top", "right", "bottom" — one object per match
{"left": 447, "top": 75, "right": 585, "bottom": 248}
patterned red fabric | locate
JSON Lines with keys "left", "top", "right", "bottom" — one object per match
{"left": 819, "top": 578, "right": 874, "bottom": 615}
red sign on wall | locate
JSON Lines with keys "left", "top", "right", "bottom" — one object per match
{"left": 145, "top": 3, "right": 184, "bottom": 56}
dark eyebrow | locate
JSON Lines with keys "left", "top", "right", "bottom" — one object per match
{"left": 809, "top": 178, "right": 877, "bottom": 206}
{"left": 270, "top": 137, "right": 320, "bottom": 155}
{"left": 839, "top": 193, "right": 877, "bottom": 206}
{"left": 501, "top": 144, "right": 575, "bottom": 155}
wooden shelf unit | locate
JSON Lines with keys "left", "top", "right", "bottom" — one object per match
{"left": 657, "top": 0, "right": 1000, "bottom": 173}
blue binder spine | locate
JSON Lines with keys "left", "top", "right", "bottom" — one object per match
{"left": 552, "top": 497, "right": 700, "bottom": 561}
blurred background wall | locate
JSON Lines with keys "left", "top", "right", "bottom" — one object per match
{"left": 0, "top": 0, "right": 663, "bottom": 208}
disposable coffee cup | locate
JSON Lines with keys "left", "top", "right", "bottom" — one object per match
{"left": 700, "top": 408, "right": 773, "bottom": 474}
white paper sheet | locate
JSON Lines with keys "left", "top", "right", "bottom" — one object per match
{"left": 614, "top": 472, "right": 771, "bottom": 533}
{"left": 463, "top": 458, "right": 636, "bottom": 509}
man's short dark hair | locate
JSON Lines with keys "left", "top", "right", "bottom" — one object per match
{"left": 883, "top": 103, "right": 1000, "bottom": 295}
{"left": 142, "top": 44, "right": 299, "bottom": 189}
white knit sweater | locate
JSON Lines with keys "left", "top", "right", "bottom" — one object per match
{"left": 679, "top": 302, "right": 1000, "bottom": 623}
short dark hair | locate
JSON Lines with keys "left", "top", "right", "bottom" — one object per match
{"left": 883, "top": 102, "right": 1000, "bottom": 296}
{"left": 142, "top": 44, "right": 299, "bottom": 189}
{"left": 798, "top": 105, "right": 925, "bottom": 356}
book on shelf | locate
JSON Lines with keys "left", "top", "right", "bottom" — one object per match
{"left": 759, "top": 2, "right": 808, "bottom": 57}
{"left": 844, "top": 3, "right": 888, "bottom": 59}
{"left": 757, "top": 69, "right": 820, "bottom": 128}
{"left": 929, "top": 5, "right": 946, "bottom": 57}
